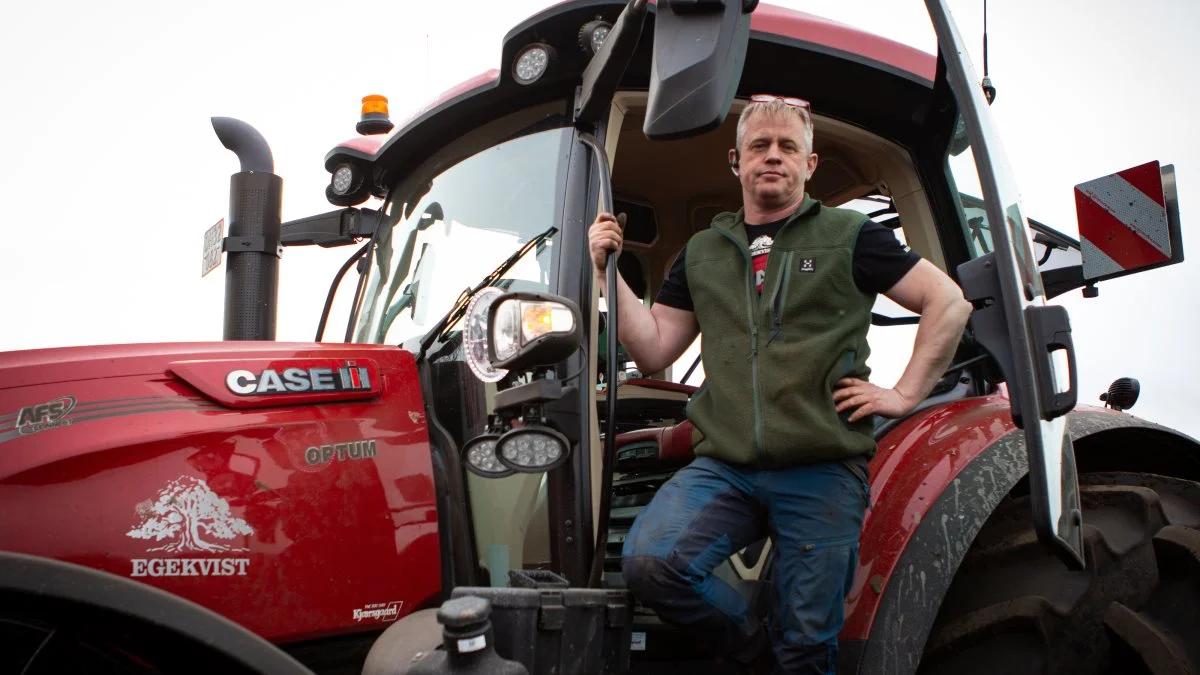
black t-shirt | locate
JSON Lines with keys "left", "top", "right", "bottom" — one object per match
{"left": 655, "top": 217, "right": 920, "bottom": 311}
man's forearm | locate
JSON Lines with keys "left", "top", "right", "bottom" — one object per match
{"left": 894, "top": 296, "right": 974, "bottom": 403}
{"left": 595, "top": 270, "right": 672, "bottom": 373}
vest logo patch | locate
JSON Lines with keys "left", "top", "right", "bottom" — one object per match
{"left": 800, "top": 258, "right": 815, "bottom": 273}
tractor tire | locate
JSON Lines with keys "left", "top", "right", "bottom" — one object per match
{"left": 916, "top": 471, "right": 1200, "bottom": 675}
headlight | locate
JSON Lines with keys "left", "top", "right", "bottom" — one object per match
{"left": 492, "top": 300, "right": 576, "bottom": 362}
{"left": 496, "top": 426, "right": 570, "bottom": 473}
{"left": 462, "top": 434, "right": 513, "bottom": 478}
{"left": 488, "top": 292, "right": 582, "bottom": 372}
{"left": 463, "top": 287, "right": 508, "bottom": 383}
{"left": 463, "top": 290, "right": 582, "bottom": 383}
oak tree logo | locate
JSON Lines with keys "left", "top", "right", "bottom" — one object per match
{"left": 127, "top": 476, "right": 253, "bottom": 553}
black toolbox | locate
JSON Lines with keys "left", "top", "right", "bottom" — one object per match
{"left": 450, "top": 569, "right": 634, "bottom": 674}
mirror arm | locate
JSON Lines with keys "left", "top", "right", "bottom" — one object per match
{"left": 575, "top": 0, "right": 648, "bottom": 124}
{"left": 281, "top": 207, "right": 380, "bottom": 248}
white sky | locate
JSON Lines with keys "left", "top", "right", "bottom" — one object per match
{"left": 2, "top": 0, "right": 1197, "bottom": 439}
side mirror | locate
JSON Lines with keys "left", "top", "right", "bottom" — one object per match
{"left": 1075, "top": 160, "right": 1184, "bottom": 286}
{"left": 643, "top": 0, "right": 755, "bottom": 140}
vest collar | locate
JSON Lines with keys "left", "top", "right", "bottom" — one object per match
{"left": 712, "top": 194, "right": 822, "bottom": 246}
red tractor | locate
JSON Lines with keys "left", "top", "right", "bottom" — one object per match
{"left": 0, "top": 1, "right": 1193, "bottom": 673}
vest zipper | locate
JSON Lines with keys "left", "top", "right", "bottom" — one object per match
{"left": 715, "top": 227, "right": 765, "bottom": 462}
{"left": 768, "top": 251, "right": 793, "bottom": 346}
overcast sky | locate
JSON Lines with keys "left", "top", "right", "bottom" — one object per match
{"left": 2, "top": 0, "right": 1196, "bottom": 439}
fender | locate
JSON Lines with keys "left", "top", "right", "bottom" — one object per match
{"left": 840, "top": 392, "right": 1200, "bottom": 674}
{"left": 0, "top": 551, "right": 312, "bottom": 674}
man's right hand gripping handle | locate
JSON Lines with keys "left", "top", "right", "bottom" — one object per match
{"left": 586, "top": 211, "right": 700, "bottom": 375}
{"left": 589, "top": 211, "right": 627, "bottom": 280}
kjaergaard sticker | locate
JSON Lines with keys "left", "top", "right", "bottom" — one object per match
{"left": 354, "top": 600, "right": 403, "bottom": 623}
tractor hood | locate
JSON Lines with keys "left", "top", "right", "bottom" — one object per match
{"left": 0, "top": 341, "right": 416, "bottom": 470}
{"left": 0, "top": 340, "right": 440, "bottom": 644}
{"left": 0, "top": 341, "right": 404, "bottom": 391}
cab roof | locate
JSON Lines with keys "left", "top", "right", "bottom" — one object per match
{"left": 325, "top": 1, "right": 935, "bottom": 186}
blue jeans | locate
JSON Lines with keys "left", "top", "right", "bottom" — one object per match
{"left": 621, "top": 455, "right": 870, "bottom": 674}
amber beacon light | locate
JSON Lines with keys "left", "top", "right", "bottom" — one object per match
{"left": 357, "top": 94, "right": 394, "bottom": 135}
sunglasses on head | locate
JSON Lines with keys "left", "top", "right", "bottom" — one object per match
{"left": 749, "top": 94, "right": 811, "bottom": 110}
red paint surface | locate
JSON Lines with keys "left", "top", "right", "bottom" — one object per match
{"left": 841, "top": 393, "right": 1123, "bottom": 638}
{"left": 841, "top": 393, "right": 1018, "bottom": 639}
{"left": 0, "top": 342, "right": 440, "bottom": 644}
{"left": 748, "top": 3, "right": 935, "bottom": 82}
{"left": 647, "top": 0, "right": 936, "bottom": 81}
{"left": 331, "top": 135, "right": 390, "bottom": 158}
{"left": 400, "top": 71, "right": 501, "bottom": 146}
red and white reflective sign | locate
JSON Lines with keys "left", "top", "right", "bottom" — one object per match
{"left": 1074, "top": 161, "right": 1171, "bottom": 279}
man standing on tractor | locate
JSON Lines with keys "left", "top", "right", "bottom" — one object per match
{"left": 588, "top": 95, "right": 974, "bottom": 673}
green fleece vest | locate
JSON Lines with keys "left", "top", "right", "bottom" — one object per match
{"left": 684, "top": 195, "right": 877, "bottom": 468}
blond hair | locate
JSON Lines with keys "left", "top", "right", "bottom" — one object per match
{"left": 735, "top": 98, "right": 814, "bottom": 155}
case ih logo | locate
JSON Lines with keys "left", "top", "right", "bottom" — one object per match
{"left": 15, "top": 396, "right": 76, "bottom": 435}
{"left": 225, "top": 362, "right": 372, "bottom": 396}
{"left": 127, "top": 476, "right": 253, "bottom": 578}
{"left": 353, "top": 601, "right": 403, "bottom": 623}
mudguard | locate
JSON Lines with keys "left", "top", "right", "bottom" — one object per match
{"left": 0, "top": 551, "right": 313, "bottom": 674}
{"left": 841, "top": 391, "right": 1199, "bottom": 674}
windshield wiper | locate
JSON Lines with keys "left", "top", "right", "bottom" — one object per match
{"left": 416, "top": 225, "right": 559, "bottom": 360}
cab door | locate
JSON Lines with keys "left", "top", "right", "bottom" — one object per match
{"left": 926, "top": 0, "right": 1085, "bottom": 568}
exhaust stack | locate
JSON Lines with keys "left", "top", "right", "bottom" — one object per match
{"left": 211, "top": 117, "right": 282, "bottom": 341}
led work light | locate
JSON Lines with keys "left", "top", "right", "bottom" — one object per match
{"left": 513, "top": 43, "right": 553, "bottom": 85}
{"left": 462, "top": 434, "right": 514, "bottom": 478}
{"left": 326, "top": 161, "right": 370, "bottom": 206}
{"left": 496, "top": 425, "right": 570, "bottom": 473}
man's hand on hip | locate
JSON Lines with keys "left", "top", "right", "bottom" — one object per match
{"left": 832, "top": 378, "right": 916, "bottom": 422}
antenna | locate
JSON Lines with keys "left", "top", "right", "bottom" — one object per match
{"left": 981, "top": 0, "right": 996, "bottom": 104}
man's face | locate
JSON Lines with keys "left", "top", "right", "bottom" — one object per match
{"left": 731, "top": 112, "right": 818, "bottom": 210}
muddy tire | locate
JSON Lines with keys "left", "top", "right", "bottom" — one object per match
{"left": 916, "top": 471, "right": 1200, "bottom": 675}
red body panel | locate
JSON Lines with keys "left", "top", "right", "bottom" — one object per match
{"left": 0, "top": 342, "right": 440, "bottom": 644}
{"left": 842, "top": 391, "right": 1118, "bottom": 639}
{"left": 748, "top": 3, "right": 934, "bottom": 82}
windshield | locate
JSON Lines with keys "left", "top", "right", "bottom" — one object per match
{"left": 947, "top": 134, "right": 1083, "bottom": 279}
{"left": 352, "top": 125, "right": 573, "bottom": 346}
